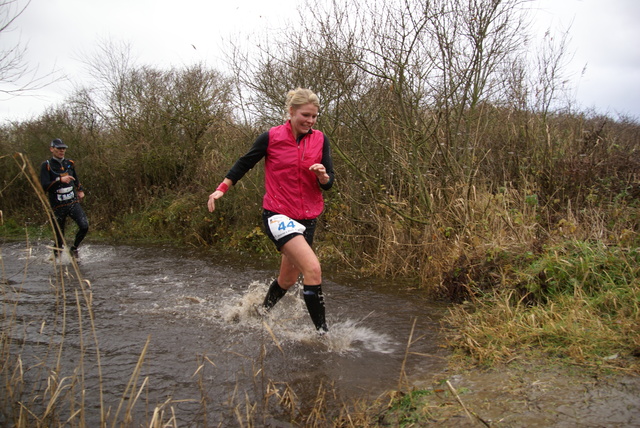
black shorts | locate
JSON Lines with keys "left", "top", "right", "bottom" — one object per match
{"left": 262, "top": 209, "right": 317, "bottom": 250}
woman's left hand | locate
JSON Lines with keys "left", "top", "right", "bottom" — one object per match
{"left": 309, "top": 164, "right": 329, "bottom": 185}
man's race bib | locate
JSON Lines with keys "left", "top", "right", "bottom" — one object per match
{"left": 56, "top": 186, "right": 75, "bottom": 202}
{"left": 268, "top": 214, "right": 306, "bottom": 240}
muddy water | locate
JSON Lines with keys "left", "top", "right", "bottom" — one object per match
{"left": 1, "top": 241, "right": 449, "bottom": 426}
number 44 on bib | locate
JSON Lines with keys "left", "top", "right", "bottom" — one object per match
{"left": 268, "top": 214, "right": 306, "bottom": 240}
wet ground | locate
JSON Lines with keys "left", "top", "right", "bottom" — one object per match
{"left": 398, "top": 361, "right": 640, "bottom": 427}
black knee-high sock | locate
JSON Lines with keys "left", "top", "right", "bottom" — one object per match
{"left": 303, "top": 284, "right": 328, "bottom": 332}
{"left": 263, "top": 279, "right": 287, "bottom": 310}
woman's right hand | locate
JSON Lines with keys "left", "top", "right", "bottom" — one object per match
{"left": 207, "top": 191, "right": 224, "bottom": 212}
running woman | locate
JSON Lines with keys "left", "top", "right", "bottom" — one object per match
{"left": 208, "top": 88, "right": 335, "bottom": 333}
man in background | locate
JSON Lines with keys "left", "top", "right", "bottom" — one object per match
{"left": 40, "top": 138, "right": 89, "bottom": 258}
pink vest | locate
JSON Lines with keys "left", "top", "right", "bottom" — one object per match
{"left": 263, "top": 122, "right": 325, "bottom": 219}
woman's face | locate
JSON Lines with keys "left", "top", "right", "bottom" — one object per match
{"left": 289, "top": 103, "right": 319, "bottom": 138}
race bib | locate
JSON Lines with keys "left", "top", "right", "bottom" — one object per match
{"left": 57, "top": 192, "right": 75, "bottom": 202}
{"left": 268, "top": 214, "right": 306, "bottom": 240}
{"left": 56, "top": 186, "right": 75, "bottom": 202}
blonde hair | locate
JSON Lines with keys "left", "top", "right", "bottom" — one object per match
{"left": 286, "top": 88, "right": 320, "bottom": 112}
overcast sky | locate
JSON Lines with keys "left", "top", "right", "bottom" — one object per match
{"left": 1, "top": 0, "right": 639, "bottom": 124}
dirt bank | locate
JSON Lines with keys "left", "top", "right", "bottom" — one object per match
{"left": 383, "top": 360, "right": 640, "bottom": 427}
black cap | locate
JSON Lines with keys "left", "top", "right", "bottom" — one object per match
{"left": 50, "top": 138, "right": 68, "bottom": 149}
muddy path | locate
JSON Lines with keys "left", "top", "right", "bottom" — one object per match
{"left": 381, "top": 360, "right": 640, "bottom": 427}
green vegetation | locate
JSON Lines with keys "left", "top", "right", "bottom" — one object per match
{"left": 1, "top": 0, "right": 639, "bottom": 425}
{"left": 446, "top": 240, "right": 640, "bottom": 370}
{"left": 384, "top": 389, "right": 436, "bottom": 427}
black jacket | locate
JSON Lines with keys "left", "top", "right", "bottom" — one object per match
{"left": 40, "top": 157, "right": 84, "bottom": 209}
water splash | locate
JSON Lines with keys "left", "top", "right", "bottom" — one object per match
{"left": 217, "top": 282, "right": 398, "bottom": 355}
{"left": 40, "top": 244, "right": 116, "bottom": 266}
